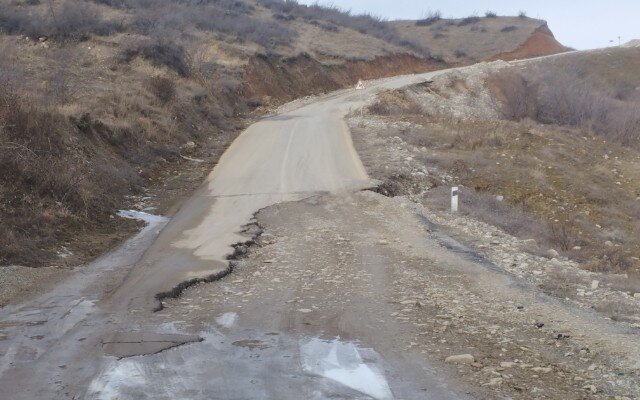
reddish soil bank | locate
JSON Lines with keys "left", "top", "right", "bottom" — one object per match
{"left": 242, "top": 53, "right": 447, "bottom": 103}
{"left": 489, "top": 24, "right": 569, "bottom": 61}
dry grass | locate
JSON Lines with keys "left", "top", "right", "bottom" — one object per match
{"left": 490, "top": 53, "right": 640, "bottom": 146}
{"left": 392, "top": 16, "right": 547, "bottom": 62}
{"left": 366, "top": 86, "right": 640, "bottom": 277}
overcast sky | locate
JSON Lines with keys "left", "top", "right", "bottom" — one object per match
{"left": 297, "top": 0, "right": 639, "bottom": 50}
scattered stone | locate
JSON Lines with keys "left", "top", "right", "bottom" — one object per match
{"left": 496, "top": 195, "right": 504, "bottom": 202}
{"left": 546, "top": 249, "right": 559, "bottom": 258}
{"left": 500, "top": 362, "right": 516, "bottom": 368}
{"left": 0, "top": 332, "right": 7, "bottom": 341}
{"left": 572, "top": 246, "right": 582, "bottom": 251}
{"left": 486, "top": 377, "right": 503, "bottom": 387}
{"left": 297, "top": 309, "right": 313, "bottom": 313}
{"left": 582, "top": 385, "right": 598, "bottom": 394}
{"left": 532, "top": 367, "right": 552, "bottom": 373}
{"left": 605, "top": 241, "right": 614, "bottom": 247}
{"left": 182, "top": 141, "right": 196, "bottom": 150}
{"left": 590, "top": 280, "right": 600, "bottom": 290}
{"left": 378, "top": 240, "right": 389, "bottom": 245}
{"left": 633, "top": 293, "right": 640, "bottom": 299}
{"left": 445, "top": 354, "right": 475, "bottom": 364}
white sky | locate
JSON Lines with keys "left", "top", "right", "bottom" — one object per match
{"left": 297, "top": 0, "right": 640, "bottom": 50}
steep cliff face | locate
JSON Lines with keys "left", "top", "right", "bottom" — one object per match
{"left": 489, "top": 24, "right": 570, "bottom": 61}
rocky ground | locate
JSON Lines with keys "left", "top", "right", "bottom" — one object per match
{"left": 157, "top": 190, "right": 639, "bottom": 399}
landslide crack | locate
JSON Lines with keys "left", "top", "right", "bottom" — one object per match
{"left": 152, "top": 220, "right": 263, "bottom": 312}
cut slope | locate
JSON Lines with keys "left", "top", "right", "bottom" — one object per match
{"left": 489, "top": 24, "right": 569, "bottom": 61}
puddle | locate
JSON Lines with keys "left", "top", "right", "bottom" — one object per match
{"left": 215, "top": 312, "right": 238, "bottom": 329}
{"left": 87, "top": 359, "right": 148, "bottom": 400}
{"left": 300, "top": 338, "right": 393, "bottom": 400}
{"left": 232, "top": 339, "right": 270, "bottom": 350}
{"left": 117, "top": 210, "right": 166, "bottom": 225}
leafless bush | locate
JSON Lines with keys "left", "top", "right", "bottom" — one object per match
{"left": 367, "top": 92, "right": 423, "bottom": 116}
{"left": 54, "top": 0, "right": 118, "bottom": 40}
{"left": 490, "top": 66, "right": 640, "bottom": 146}
{"left": 489, "top": 69, "right": 538, "bottom": 120}
{"left": 433, "top": 33, "right": 446, "bottom": 39}
{"left": 146, "top": 75, "right": 176, "bottom": 104}
{"left": 453, "top": 50, "right": 467, "bottom": 59}
{"left": 458, "top": 15, "right": 481, "bottom": 27}
{"left": 0, "top": 87, "right": 135, "bottom": 264}
{"left": 0, "top": 0, "right": 119, "bottom": 40}
{"left": 518, "top": 11, "right": 527, "bottom": 18}
{"left": 485, "top": 11, "right": 497, "bottom": 18}
{"left": 416, "top": 10, "right": 441, "bottom": 26}
{"left": 121, "top": 36, "right": 191, "bottom": 76}
{"left": 501, "top": 26, "right": 518, "bottom": 33}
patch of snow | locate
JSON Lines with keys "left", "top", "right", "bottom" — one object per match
{"left": 117, "top": 210, "right": 165, "bottom": 225}
{"left": 215, "top": 312, "right": 238, "bottom": 329}
{"left": 300, "top": 337, "right": 393, "bottom": 400}
{"left": 87, "top": 359, "right": 148, "bottom": 400}
{"left": 57, "top": 246, "right": 73, "bottom": 258}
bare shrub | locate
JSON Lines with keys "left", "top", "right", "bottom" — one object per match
{"left": 501, "top": 26, "right": 518, "bottom": 33}
{"left": 433, "top": 33, "right": 445, "bottom": 39}
{"left": 485, "top": 11, "right": 497, "bottom": 18}
{"left": 53, "top": 0, "right": 118, "bottom": 40}
{"left": 453, "top": 50, "right": 467, "bottom": 59}
{"left": 518, "top": 11, "right": 527, "bottom": 18}
{"left": 458, "top": 15, "right": 481, "bottom": 27}
{"left": 0, "top": 0, "right": 118, "bottom": 40}
{"left": 416, "top": 10, "right": 441, "bottom": 26}
{"left": 0, "top": 87, "right": 133, "bottom": 265}
{"left": 368, "top": 101, "right": 390, "bottom": 115}
{"left": 489, "top": 65, "right": 640, "bottom": 146}
{"left": 121, "top": 36, "right": 191, "bottom": 76}
{"left": 489, "top": 69, "right": 538, "bottom": 120}
{"left": 146, "top": 75, "right": 176, "bottom": 104}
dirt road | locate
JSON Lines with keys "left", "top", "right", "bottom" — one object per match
{"left": 0, "top": 56, "right": 638, "bottom": 399}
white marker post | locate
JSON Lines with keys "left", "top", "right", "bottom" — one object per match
{"left": 451, "top": 187, "right": 459, "bottom": 213}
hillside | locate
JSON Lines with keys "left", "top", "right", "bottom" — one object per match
{"left": 0, "top": 0, "right": 566, "bottom": 304}
{"left": 394, "top": 15, "right": 569, "bottom": 62}
{"left": 353, "top": 46, "right": 640, "bottom": 293}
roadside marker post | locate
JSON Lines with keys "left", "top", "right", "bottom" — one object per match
{"left": 451, "top": 187, "right": 459, "bottom": 213}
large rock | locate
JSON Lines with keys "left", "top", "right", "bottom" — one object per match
{"left": 445, "top": 354, "right": 475, "bottom": 364}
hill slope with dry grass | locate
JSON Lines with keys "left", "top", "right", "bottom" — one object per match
{"left": 393, "top": 13, "right": 569, "bottom": 62}
{"left": 353, "top": 48, "right": 640, "bottom": 294}
{"left": 0, "top": 0, "right": 566, "bottom": 303}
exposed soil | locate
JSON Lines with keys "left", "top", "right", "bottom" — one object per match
{"left": 489, "top": 24, "right": 570, "bottom": 61}
{"left": 243, "top": 53, "right": 446, "bottom": 104}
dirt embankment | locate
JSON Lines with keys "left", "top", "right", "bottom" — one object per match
{"left": 489, "top": 24, "right": 569, "bottom": 61}
{"left": 243, "top": 53, "right": 445, "bottom": 103}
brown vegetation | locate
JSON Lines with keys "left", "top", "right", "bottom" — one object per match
{"left": 363, "top": 52, "right": 640, "bottom": 277}
{"left": 0, "top": 0, "right": 567, "bottom": 281}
